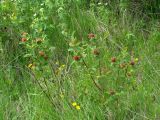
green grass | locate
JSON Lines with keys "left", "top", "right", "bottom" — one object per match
{"left": 0, "top": 1, "right": 160, "bottom": 120}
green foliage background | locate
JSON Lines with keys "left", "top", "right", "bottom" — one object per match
{"left": 0, "top": 0, "right": 160, "bottom": 120}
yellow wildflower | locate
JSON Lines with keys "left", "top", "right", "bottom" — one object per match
{"left": 76, "top": 105, "right": 80, "bottom": 110}
{"left": 61, "top": 64, "right": 65, "bottom": 68}
{"left": 72, "top": 102, "right": 77, "bottom": 107}
{"left": 28, "top": 63, "right": 33, "bottom": 68}
{"left": 56, "top": 61, "right": 59, "bottom": 65}
{"left": 28, "top": 63, "right": 36, "bottom": 70}
{"left": 135, "top": 58, "right": 139, "bottom": 62}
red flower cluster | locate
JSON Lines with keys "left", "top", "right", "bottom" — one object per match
{"left": 73, "top": 56, "right": 80, "bottom": 61}
{"left": 88, "top": 33, "right": 95, "bottom": 39}
{"left": 21, "top": 38, "right": 27, "bottom": 42}
{"left": 39, "top": 51, "right": 45, "bottom": 56}
{"left": 21, "top": 32, "right": 28, "bottom": 42}
{"left": 39, "top": 51, "right": 48, "bottom": 60}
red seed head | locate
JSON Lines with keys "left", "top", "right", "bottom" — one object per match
{"left": 130, "top": 61, "right": 135, "bottom": 66}
{"left": 93, "top": 49, "right": 100, "bottom": 56}
{"left": 111, "top": 57, "right": 116, "bottom": 63}
{"left": 21, "top": 38, "right": 27, "bottom": 42}
{"left": 88, "top": 33, "right": 95, "bottom": 39}
{"left": 73, "top": 56, "right": 80, "bottom": 61}
{"left": 44, "top": 55, "right": 48, "bottom": 60}
{"left": 39, "top": 51, "right": 45, "bottom": 56}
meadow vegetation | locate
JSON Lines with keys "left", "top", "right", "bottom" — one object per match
{"left": 0, "top": 0, "right": 160, "bottom": 119}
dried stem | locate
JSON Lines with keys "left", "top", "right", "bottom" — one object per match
{"left": 82, "top": 59, "right": 103, "bottom": 92}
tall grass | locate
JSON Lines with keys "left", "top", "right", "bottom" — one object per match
{"left": 0, "top": 0, "right": 160, "bottom": 119}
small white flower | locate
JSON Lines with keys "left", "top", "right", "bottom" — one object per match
{"left": 98, "top": 2, "right": 102, "bottom": 5}
{"left": 105, "top": 3, "right": 108, "bottom": 6}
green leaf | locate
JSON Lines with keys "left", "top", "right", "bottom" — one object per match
{"left": 23, "top": 54, "right": 32, "bottom": 58}
{"left": 69, "top": 39, "right": 80, "bottom": 47}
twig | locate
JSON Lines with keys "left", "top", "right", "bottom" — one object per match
{"left": 82, "top": 59, "right": 103, "bottom": 92}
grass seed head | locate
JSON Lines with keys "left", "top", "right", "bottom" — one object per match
{"left": 22, "top": 32, "right": 28, "bottom": 36}
{"left": 119, "top": 63, "right": 126, "bottom": 68}
{"left": 88, "top": 33, "right": 95, "bottom": 39}
{"left": 36, "top": 38, "right": 43, "bottom": 44}
{"left": 109, "top": 89, "right": 116, "bottom": 95}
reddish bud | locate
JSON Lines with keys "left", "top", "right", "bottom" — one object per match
{"left": 39, "top": 51, "right": 45, "bottom": 56}
{"left": 73, "top": 56, "right": 80, "bottom": 61}
{"left": 130, "top": 61, "right": 135, "bottom": 66}
{"left": 111, "top": 57, "right": 116, "bottom": 63}
{"left": 93, "top": 49, "right": 100, "bottom": 56}
{"left": 21, "top": 38, "right": 27, "bottom": 42}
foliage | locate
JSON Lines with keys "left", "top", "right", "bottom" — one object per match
{"left": 0, "top": 0, "right": 160, "bottom": 119}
